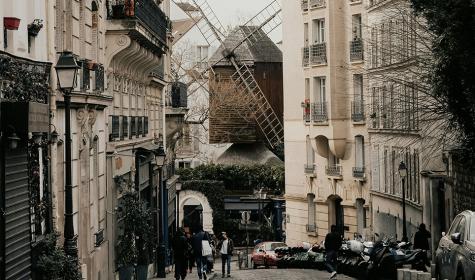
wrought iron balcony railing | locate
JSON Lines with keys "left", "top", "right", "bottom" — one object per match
{"left": 310, "top": 42, "right": 327, "bottom": 65}
{"left": 352, "top": 167, "right": 365, "bottom": 178}
{"left": 301, "top": 0, "right": 309, "bottom": 11}
{"left": 351, "top": 100, "right": 365, "bottom": 122}
{"left": 107, "top": 0, "right": 169, "bottom": 44}
{"left": 302, "top": 46, "right": 310, "bottom": 67}
{"left": 350, "top": 39, "right": 364, "bottom": 61}
{"left": 303, "top": 104, "right": 311, "bottom": 123}
{"left": 304, "top": 164, "right": 315, "bottom": 174}
{"left": 326, "top": 164, "right": 342, "bottom": 177}
{"left": 306, "top": 224, "right": 317, "bottom": 233}
{"left": 309, "top": 0, "right": 326, "bottom": 8}
{"left": 311, "top": 102, "right": 328, "bottom": 122}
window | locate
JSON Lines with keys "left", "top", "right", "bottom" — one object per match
{"left": 304, "top": 23, "right": 309, "bottom": 45}
{"left": 122, "top": 116, "right": 128, "bottom": 139}
{"left": 313, "top": 77, "right": 326, "bottom": 103}
{"left": 352, "top": 14, "right": 362, "bottom": 40}
{"left": 312, "top": 19, "right": 325, "bottom": 43}
{"left": 196, "top": 45, "right": 209, "bottom": 68}
{"left": 355, "top": 136, "right": 364, "bottom": 168}
{"left": 111, "top": 116, "right": 120, "bottom": 140}
{"left": 353, "top": 75, "right": 363, "bottom": 101}
{"left": 306, "top": 136, "right": 314, "bottom": 167}
{"left": 371, "top": 145, "right": 380, "bottom": 191}
{"left": 305, "top": 78, "right": 310, "bottom": 100}
{"left": 307, "top": 193, "right": 316, "bottom": 232}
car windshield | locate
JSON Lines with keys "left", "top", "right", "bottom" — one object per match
{"left": 470, "top": 218, "right": 475, "bottom": 241}
{"left": 265, "top": 242, "right": 287, "bottom": 251}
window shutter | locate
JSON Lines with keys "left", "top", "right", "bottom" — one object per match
{"left": 111, "top": 116, "right": 119, "bottom": 140}
{"left": 371, "top": 145, "right": 380, "bottom": 191}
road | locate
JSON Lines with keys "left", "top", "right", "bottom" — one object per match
{"left": 225, "top": 268, "right": 356, "bottom": 280}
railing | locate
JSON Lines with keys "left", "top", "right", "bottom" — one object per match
{"left": 311, "top": 102, "right": 328, "bottom": 122}
{"left": 302, "top": 46, "right": 310, "bottom": 67}
{"left": 310, "top": 42, "right": 327, "bottom": 65}
{"left": 306, "top": 224, "right": 317, "bottom": 233}
{"left": 349, "top": 0, "right": 362, "bottom": 3}
{"left": 301, "top": 0, "right": 309, "bottom": 11}
{"left": 309, "top": 0, "right": 326, "bottom": 8}
{"left": 304, "top": 164, "right": 315, "bottom": 174}
{"left": 350, "top": 39, "right": 364, "bottom": 61}
{"left": 107, "top": 0, "right": 169, "bottom": 43}
{"left": 351, "top": 100, "right": 365, "bottom": 122}
{"left": 352, "top": 167, "right": 365, "bottom": 178}
{"left": 326, "top": 164, "right": 342, "bottom": 177}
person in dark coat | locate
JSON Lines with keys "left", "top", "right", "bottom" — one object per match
{"left": 191, "top": 226, "right": 209, "bottom": 280}
{"left": 414, "top": 223, "right": 431, "bottom": 250}
{"left": 172, "top": 228, "right": 188, "bottom": 280}
{"left": 185, "top": 232, "right": 194, "bottom": 273}
{"left": 325, "top": 225, "right": 342, "bottom": 279}
{"left": 414, "top": 223, "right": 431, "bottom": 265}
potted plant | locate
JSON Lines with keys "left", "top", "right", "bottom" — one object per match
{"left": 4, "top": 17, "right": 21, "bottom": 30}
{"left": 116, "top": 191, "right": 138, "bottom": 280}
{"left": 135, "top": 202, "right": 156, "bottom": 280}
{"left": 28, "top": 19, "right": 44, "bottom": 37}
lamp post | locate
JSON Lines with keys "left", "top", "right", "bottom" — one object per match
{"left": 398, "top": 161, "right": 408, "bottom": 242}
{"left": 154, "top": 146, "right": 167, "bottom": 278}
{"left": 55, "top": 51, "right": 80, "bottom": 257}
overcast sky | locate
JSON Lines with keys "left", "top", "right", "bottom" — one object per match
{"left": 171, "top": 0, "right": 282, "bottom": 43}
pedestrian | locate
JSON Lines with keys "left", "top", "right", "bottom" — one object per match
{"left": 324, "top": 225, "right": 342, "bottom": 279}
{"left": 191, "top": 226, "right": 211, "bottom": 280}
{"left": 185, "top": 232, "right": 194, "bottom": 273}
{"left": 172, "top": 228, "right": 188, "bottom": 280}
{"left": 217, "top": 232, "right": 234, "bottom": 278}
{"left": 414, "top": 223, "right": 431, "bottom": 265}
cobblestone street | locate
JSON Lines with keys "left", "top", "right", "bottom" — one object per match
{"left": 224, "top": 268, "right": 356, "bottom": 280}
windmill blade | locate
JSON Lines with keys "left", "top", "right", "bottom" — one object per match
{"left": 228, "top": 0, "right": 282, "bottom": 54}
{"left": 230, "top": 63, "right": 284, "bottom": 148}
{"left": 171, "top": 56, "right": 213, "bottom": 97}
{"left": 173, "top": 0, "right": 227, "bottom": 46}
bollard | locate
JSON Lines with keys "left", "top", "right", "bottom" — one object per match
{"left": 403, "top": 269, "right": 412, "bottom": 280}
{"left": 411, "top": 270, "right": 419, "bottom": 280}
{"left": 417, "top": 271, "right": 431, "bottom": 280}
{"left": 397, "top": 269, "right": 405, "bottom": 280}
{"left": 431, "top": 264, "right": 436, "bottom": 278}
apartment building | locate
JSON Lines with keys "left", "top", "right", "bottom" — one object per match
{"left": 366, "top": 0, "right": 449, "bottom": 249}
{"left": 283, "top": 0, "right": 370, "bottom": 244}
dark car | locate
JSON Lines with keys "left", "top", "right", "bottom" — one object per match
{"left": 251, "top": 242, "right": 287, "bottom": 268}
{"left": 435, "top": 210, "right": 475, "bottom": 280}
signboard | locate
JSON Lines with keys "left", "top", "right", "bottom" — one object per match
{"left": 28, "top": 102, "right": 49, "bottom": 132}
{"left": 238, "top": 223, "right": 261, "bottom": 231}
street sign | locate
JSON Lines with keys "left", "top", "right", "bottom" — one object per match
{"left": 241, "top": 211, "right": 251, "bottom": 224}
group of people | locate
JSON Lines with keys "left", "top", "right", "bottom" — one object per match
{"left": 172, "top": 226, "right": 234, "bottom": 280}
{"left": 324, "top": 223, "right": 431, "bottom": 279}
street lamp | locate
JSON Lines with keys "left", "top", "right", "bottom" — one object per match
{"left": 154, "top": 146, "right": 167, "bottom": 278}
{"left": 55, "top": 51, "right": 80, "bottom": 257}
{"left": 398, "top": 161, "right": 408, "bottom": 242}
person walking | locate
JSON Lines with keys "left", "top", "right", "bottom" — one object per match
{"left": 185, "top": 232, "right": 194, "bottom": 273}
{"left": 414, "top": 223, "right": 431, "bottom": 265}
{"left": 172, "top": 228, "right": 189, "bottom": 280}
{"left": 217, "top": 232, "right": 234, "bottom": 278}
{"left": 191, "top": 226, "right": 210, "bottom": 280}
{"left": 325, "top": 225, "right": 342, "bottom": 279}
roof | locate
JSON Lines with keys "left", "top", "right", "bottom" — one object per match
{"left": 172, "top": 18, "right": 200, "bottom": 45}
{"left": 216, "top": 142, "right": 283, "bottom": 166}
{"left": 209, "top": 26, "right": 282, "bottom": 66}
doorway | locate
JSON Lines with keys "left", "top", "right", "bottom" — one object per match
{"left": 328, "top": 196, "right": 344, "bottom": 235}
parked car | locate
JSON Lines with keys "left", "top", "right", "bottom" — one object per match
{"left": 435, "top": 210, "right": 475, "bottom": 280}
{"left": 251, "top": 242, "right": 287, "bottom": 268}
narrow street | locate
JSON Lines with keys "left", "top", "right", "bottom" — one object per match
{"left": 225, "top": 269, "right": 356, "bottom": 280}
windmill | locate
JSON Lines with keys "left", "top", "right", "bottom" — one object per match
{"left": 173, "top": 0, "right": 284, "bottom": 149}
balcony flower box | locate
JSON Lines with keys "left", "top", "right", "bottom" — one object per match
{"left": 28, "top": 19, "right": 43, "bottom": 37}
{"left": 4, "top": 17, "right": 21, "bottom": 30}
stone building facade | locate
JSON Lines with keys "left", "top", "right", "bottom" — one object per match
{"left": 283, "top": 0, "right": 370, "bottom": 245}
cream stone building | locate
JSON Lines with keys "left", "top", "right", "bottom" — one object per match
{"left": 283, "top": 0, "right": 370, "bottom": 245}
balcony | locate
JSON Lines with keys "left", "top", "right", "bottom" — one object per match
{"left": 302, "top": 46, "right": 310, "bottom": 67}
{"left": 352, "top": 167, "right": 365, "bottom": 179}
{"left": 301, "top": 0, "right": 309, "bottom": 11}
{"left": 107, "top": 0, "right": 170, "bottom": 48}
{"left": 351, "top": 100, "right": 365, "bottom": 122}
{"left": 326, "top": 164, "right": 342, "bottom": 177}
{"left": 309, "top": 0, "right": 326, "bottom": 8}
{"left": 310, "top": 43, "right": 327, "bottom": 65}
{"left": 306, "top": 224, "right": 317, "bottom": 233}
{"left": 350, "top": 39, "right": 364, "bottom": 61}
{"left": 311, "top": 102, "right": 328, "bottom": 122}
{"left": 303, "top": 103, "right": 311, "bottom": 123}
{"left": 304, "top": 164, "right": 316, "bottom": 175}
